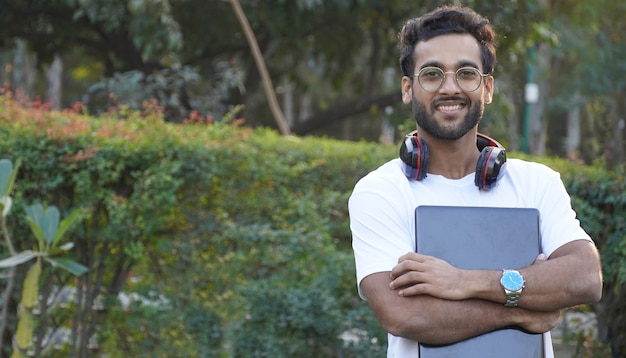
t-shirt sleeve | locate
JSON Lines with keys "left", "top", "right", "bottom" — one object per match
{"left": 348, "top": 170, "right": 414, "bottom": 300}
{"left": 537, "top": 169, "right": 592, "bottom": 257}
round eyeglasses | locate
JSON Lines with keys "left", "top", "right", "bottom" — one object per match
{"left": 412, "top": 67, "right": 490, "bottom": 92}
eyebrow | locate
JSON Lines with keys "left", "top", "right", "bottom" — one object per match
{"left": 419, "top": 60, "right": 481, "bottom": 71}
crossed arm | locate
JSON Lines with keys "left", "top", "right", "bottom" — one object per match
{"left": 360, "top": 239, "right": 602, "bottom": 345}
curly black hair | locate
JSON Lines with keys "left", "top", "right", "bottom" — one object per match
{"left": 398, "top": 5, "right": 497, "bottom": 77}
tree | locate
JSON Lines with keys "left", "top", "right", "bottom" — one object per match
{"left": 0, "top": 1, "right": 623, "bottom": 157}
{"left": 542, "top": 0, "right": 625, "bottom": 164}
{"left": 0, "top": 1, "right": 524, "bottom": 139}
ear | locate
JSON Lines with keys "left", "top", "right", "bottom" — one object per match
{"left": 483, "top": 75, "right": 495, "bottom": 104}
{"left": 401, "top": 76, "right": 413, "bottom": 104}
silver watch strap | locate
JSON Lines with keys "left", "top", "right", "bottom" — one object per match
{"left": 505, "top": 291, "right": 521, "bottom": 307}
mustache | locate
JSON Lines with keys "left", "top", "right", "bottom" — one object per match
{"left": 433, "top": 96, "right": 470, "bottom": 106}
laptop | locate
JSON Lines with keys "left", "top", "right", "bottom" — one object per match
{"left": 414, "top": 205, "right": 544, "bottom": 358}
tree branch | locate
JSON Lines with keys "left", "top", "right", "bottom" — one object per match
{"left": 292, "top": 91, "right": 400, "bottom": 135}
{"left": 228, "top": 0, "right": 291, "bottom": 135}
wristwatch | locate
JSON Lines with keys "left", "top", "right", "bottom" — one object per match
{"left": 500, "top": 269, "right": 525, "bottom": 307}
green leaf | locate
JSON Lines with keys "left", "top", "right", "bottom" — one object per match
{"left": 25, "top": 203, "right": 44, "bottom": 226}
{"left": 45, "top": 257, "right": 88, "bottom": 276}
{"left": 51, "top": 208, "right": 84, "bottom": 248}
{"left": 0, "top": 158, "right": 20, "bottom": 197}
{"left": 42, "top": 206, "right": 60, "bottom": 244}
{"left": 0, "top": 159, "right": 12, "bottom": 196}
{"left": 0, "top": 250, "right": 37, "bottom": 268}
{"left": 24, "top": 215, "right": 46, "bottom": 251}
{"left": 25, "top": 204, "right": 61, "bottom": 246}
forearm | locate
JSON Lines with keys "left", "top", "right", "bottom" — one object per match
{"left": 519, "top": 241, "right": 602, "bottom": 310}
{"left": 466, "top": 240, "right": 603, "bottom": 311}
{"left": 362, "top": 272, "right": 557, "bottom": 345}
{"left": 388, "top": 296, "right": 517, "bottom": 344}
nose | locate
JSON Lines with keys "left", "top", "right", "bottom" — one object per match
{"left": 439, "top": 72, "right": 461, "bottom": 94}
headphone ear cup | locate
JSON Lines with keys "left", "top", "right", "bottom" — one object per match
{"left": 399, "top": 134, "right": 429, "bottom": 180}
{"left": 475, "top": 146, "right": 506, "bottom": 190}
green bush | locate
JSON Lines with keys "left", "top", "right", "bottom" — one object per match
{"left": 0, "top": 93, "right": 623, "bottom": 356}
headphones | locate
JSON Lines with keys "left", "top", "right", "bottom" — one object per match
{"left": 399, "top": 131, "right": 507, "bottom": 191}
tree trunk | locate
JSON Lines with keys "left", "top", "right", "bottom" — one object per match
{"left": 529, "top": 43, "right": 550, "bottom": 156}
{"left": 606, "top": 99, "right": 624, "bottom": 169}
{"left": 565, "top": 98, "right": 581, "bottom": 159}
{"left": 497, "top": 73, "right": 520, "bottom": 151}
{"left": 45, "top": 54, "right": 63, "bottom": 110}
{"left": 281, "top": 78, "right": 294, "bottom": 128}
{"left": 12, "top": 39, "right": 37, "bottom": 99}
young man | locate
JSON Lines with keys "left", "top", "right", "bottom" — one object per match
{"left": 348, "top": 5, "right": 603, "bottom": 357}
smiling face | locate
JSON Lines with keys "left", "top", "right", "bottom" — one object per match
{"left": 402, "top": 33, "right": 494, "bottom": 140}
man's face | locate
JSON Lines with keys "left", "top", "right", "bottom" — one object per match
{"left": 401, "top": 34, "right": 494, "bottom": 140}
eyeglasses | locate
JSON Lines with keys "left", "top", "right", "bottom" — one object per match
{"left": 411, "top": 67, "right": 490, "bottom": 92}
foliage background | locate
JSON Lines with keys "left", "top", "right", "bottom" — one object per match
{"left": 0, "top": 0, "right": 624, "bottom": 165}
{"left": 0, "top": 94, "right": 624, "bottom": 357}
{"left": 0, "top": 1, "right": 624, "bottom": 356}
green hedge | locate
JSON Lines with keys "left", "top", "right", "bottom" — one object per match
{"left": 0, "top": 95, "right": 624, "bottom": 356}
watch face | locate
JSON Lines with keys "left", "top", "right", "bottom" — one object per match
{"left": 501, "top": 271, "right": 524, "bottom": 291}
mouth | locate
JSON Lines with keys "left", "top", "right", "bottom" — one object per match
{"left": 437, "top": 103, "right": 465, "bottom": 111}
{"left": 434, "top": 98, "right": 468, "bottom": 115}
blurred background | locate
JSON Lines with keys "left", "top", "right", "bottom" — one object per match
{"left": 1, "top": 1, "right": 625, "bottom": 357}
{"left": 0, "top": 0, "right": 624, "bottom": 165}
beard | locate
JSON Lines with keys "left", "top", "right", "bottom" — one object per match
{"left": 411, "top": 95, "right": 484, "bottom": 140}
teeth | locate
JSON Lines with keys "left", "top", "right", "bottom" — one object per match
{"left": 438, "top": 104, "right": 462, "bottom": 111}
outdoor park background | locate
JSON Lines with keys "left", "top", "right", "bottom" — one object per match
{"left": 0, "top": 1, "right": 624, "bottom": 357}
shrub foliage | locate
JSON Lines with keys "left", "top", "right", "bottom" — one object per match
{"left": 0, "top": 93, "right": 623, "bottom": 356}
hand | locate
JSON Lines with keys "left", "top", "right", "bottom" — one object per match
{"left": 389, "top": 252, "right": 469, "bottom": 300}
{"left": 514, "top": 308, "right": 560, "bottom": 334}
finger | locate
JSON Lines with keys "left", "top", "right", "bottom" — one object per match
{"left": 397, "top": 283, "right": 430, "bottom": 297}
{"left": 389, "top": 270, "right": 424, "bottom": 289}
{"left": 534, "top": 253, "right": 548, "bottom": 263}
{"left": 391, "top": 254, "right": 429, "bottom": 278}
{"left": 390, "top": 260, "right": 425, "bottom": 281}
{"left": 397, "top": 251, "right": 426, "bottom": 263}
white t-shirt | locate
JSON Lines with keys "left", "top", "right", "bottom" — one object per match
{"left": 348, "top": 158, "right": 592, "bottom": 358}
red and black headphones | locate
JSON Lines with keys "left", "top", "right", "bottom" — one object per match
{"left": 399, "top": 131, "right": 507, "bottom": 191}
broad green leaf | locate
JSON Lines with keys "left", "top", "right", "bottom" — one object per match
{"left": 22, "top": 260, "right": 41, "bottom": 309}
{"left": 0, "top": 250, "right": 37, "bottom": 268}
{"left": 41, "top": 206, "right": 60, "bottom": 244}
{"left": 0, "top": 158, "right": 20, "bottom": 197}
{"left": 24, "top": 215, "right": 46, "bottom": 251}
{"left": 25, "top": 203, "right": 44, "bottom": 227}
{"left": 0, "top": 159, "right": 12, "bottom": 196}
{"left": 45, "top": 257, "right": 88, "bottom": 276}
{"left": 51, "top": 208, "right": 84, "bottom": 248}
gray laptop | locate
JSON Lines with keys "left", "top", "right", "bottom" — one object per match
{"left": 415, "top": 205, "right": 544, "bottom": 358}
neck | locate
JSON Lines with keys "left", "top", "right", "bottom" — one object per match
{"left": 419, "top": 130, "right": 481, "bottom": 180}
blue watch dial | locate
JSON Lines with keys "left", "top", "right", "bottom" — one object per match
{"left": 501, "top": 271, "right": 524, "bottom": 291}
